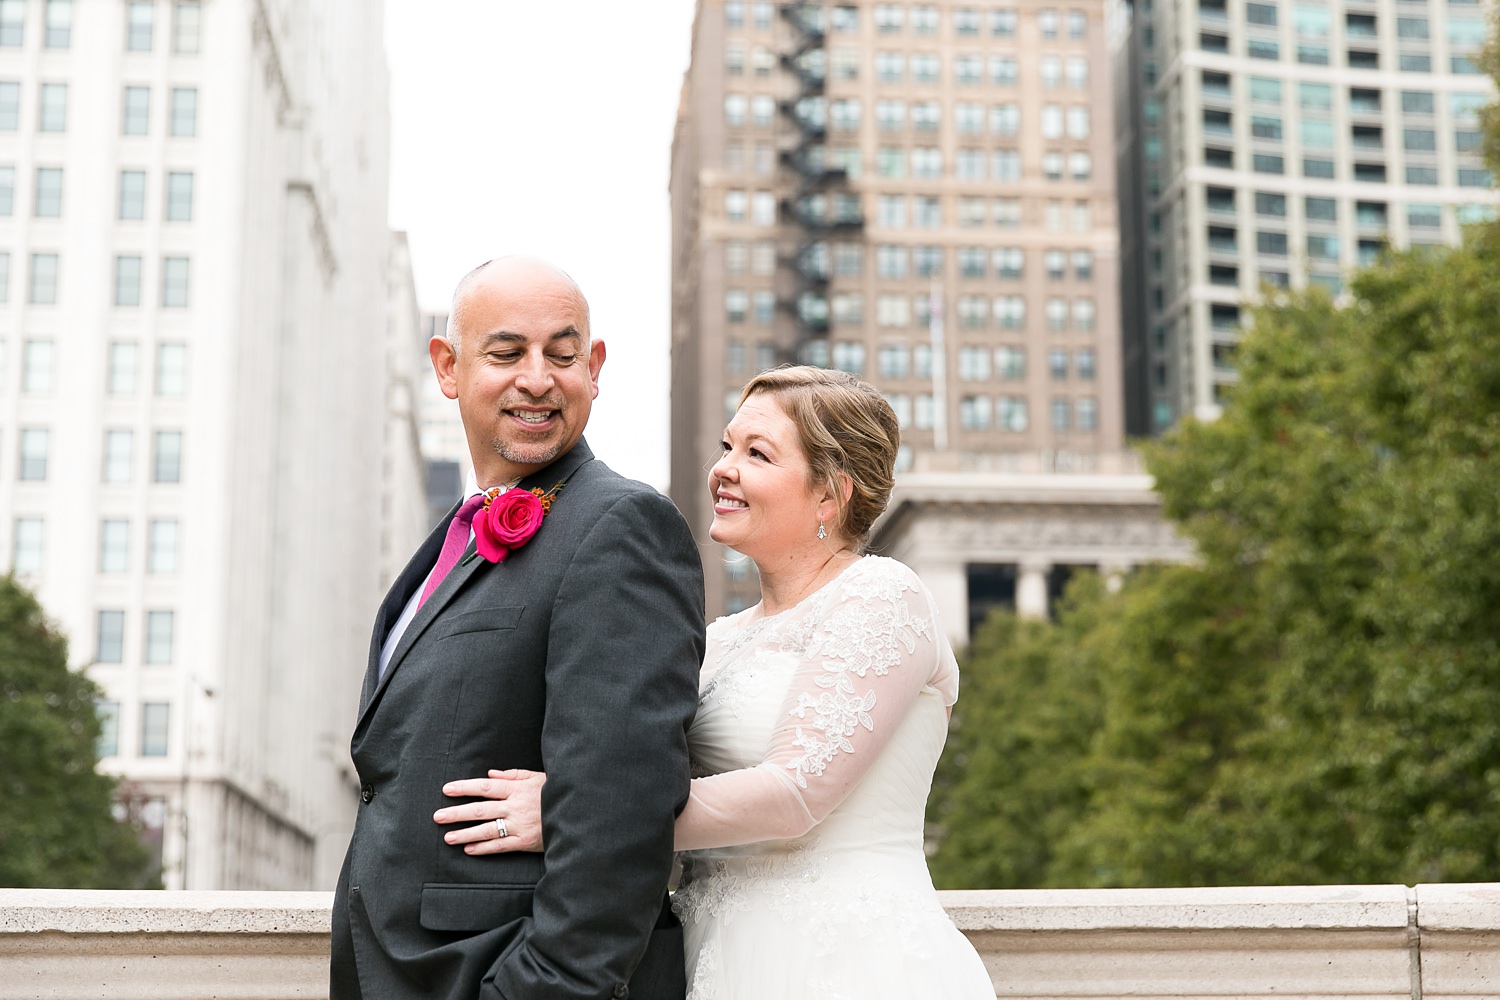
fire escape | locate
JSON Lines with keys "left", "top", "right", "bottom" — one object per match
{"left": 777, "top": 2, "right": 863, "bottom": 364}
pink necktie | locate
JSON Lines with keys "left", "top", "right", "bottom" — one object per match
{"left": 418, "top": 492, "right": 488, "bottom": 607}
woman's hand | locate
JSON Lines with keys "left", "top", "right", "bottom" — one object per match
{"left": 433, "top": 768, "right": 547, "bottom": 855}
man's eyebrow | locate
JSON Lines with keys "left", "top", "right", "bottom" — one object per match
{"left": 478, "top": 327, "right": 584, "bottom": 347}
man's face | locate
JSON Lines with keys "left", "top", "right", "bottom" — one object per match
{"left": 431, "top": 263, "right": 605, "bottom": 488}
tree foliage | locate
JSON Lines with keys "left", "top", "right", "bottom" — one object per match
{"left": 930, "top": 207, "right": 1500, "bottom": 890}
{"left": 0, "top": 576, "right": 155, "bottom": 887}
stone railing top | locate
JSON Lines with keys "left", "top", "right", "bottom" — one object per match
{"left": 938, "top": 884, "right": 1414, "bottom": 932}
{"left": 1, "top": 888, "right": 332, "bottom": 935}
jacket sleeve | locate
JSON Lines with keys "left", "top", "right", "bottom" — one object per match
{"left": 486, "top": 488, "right": 704, "bottom": 1000}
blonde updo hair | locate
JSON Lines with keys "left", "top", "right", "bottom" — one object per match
{"left": 738, "top": 365, "right": 901, "bottom": 549}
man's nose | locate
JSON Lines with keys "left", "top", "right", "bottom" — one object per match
{"left": 513, "top": 352, "right": 555, "bottom": 394}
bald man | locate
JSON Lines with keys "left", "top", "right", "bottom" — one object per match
{"left": 331, "top": 258, "right": 704, "bottom": 1000}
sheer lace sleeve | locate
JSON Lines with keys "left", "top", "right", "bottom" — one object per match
{"left": 674, "top": 559, "right": 955, "bottom": 852}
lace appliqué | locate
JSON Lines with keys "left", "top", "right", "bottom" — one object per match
{"left": 700, "top": 614, "right": 814, "bottom": 720}
{"left": 783, "top": 568, "right": 933, "bottom": 788}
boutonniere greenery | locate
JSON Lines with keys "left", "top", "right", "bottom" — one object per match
{"left": 468, "top": 482, "right": 564, "bottom": 564}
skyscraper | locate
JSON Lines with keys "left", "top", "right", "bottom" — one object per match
{"left": 671, "top": 0, "right": 1126, "bottom": 616}
{"left": 0, "top": 0, "right": 421, "bottom": 889}
{"left": 1118, "top": 0, "right": 1499, "bottom": 431}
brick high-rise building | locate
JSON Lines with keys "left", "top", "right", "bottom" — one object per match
{"left": 671, "top": 0, "right": 1127, "bottom": 616}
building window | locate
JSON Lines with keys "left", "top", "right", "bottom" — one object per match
{"left": 119, "top": 170, "right": 146, "bottom": 218}
{"left": 957, "top": 247, "right": 985, "bottom": 278}
{"left": 1077, "top": 397, "right": 1098, "bottom": 431}
{"left": 41, "top": 0, "right": 70, "bottom": 47}
{"left": 1076, "top": 348, "right": 1096, "bottom": 380}
{"left": 165, "top": 171, "right": 193, "bottom": 221}
{"left": 878, "top": 194, "right": 906, "bottom": 228}
{"left": 877, "top": 344, "right": 910, "bottom": 378}
{"left": 723, "top": 93, "right": 746, "bottom": 128}
{"left": 169, "top": 86, "right": 196, "bottom": 137}
{"left": 161, "top": 256, "right": 190, "bottom": 307}
{"left": 958, "top": 395, "right": 991, "bottom": 430}
{"left": 876, "top": 294, "right": 911, "bottom": 327}
{"left": 832, "top": 342, "right": 865, "bottom": 375}
{"left": 99, "top": 519, "right": 130, "bottom": 574}
{"left": 12, "top": 517, "right": 43, "bottom": 574}
{"left": 752, "top": 290, "right": 775, "bottom": 326}
{"left": 751, "top": 241, "right": 775, "bottom": 275}
{"left": 109, "top": 342, "right": 139, "bottom": 395}
{"left": 994, "top": 396, "right": 1025, "bottom": 432}
{"left": 1069, "top": 152, "right": 1092, "bottom": 180}
{"left": 155, "top": 343, "right": 187, "bottom": 397}
{"left": 34, "top": 167, "right": 63, "bottom": 217}
{"left": 1045, "top": 297, "right": 1070, "bottom": 332}
{"left": 17, "top": 429, "right": 48, "bottom": 481}
{"left": 993, "top": 247, "right": 1024, "bottom": 279}
{"left": 957, "top": 295, "right": 988, "bottom": 329}
{"left": 990, "top": 55, "right": 1018, "bottom": 85}
{"left": 1074, "top": 298, "right": 1096, "bottom": 331}
{"left": 39, "top": 83, "right": 67, "bottom": 132}
{"left": 911, "top": 52, "right": 939, "bottom": 82}
{"left": 996, "top": 346, "right": 1026, "bottom": 380}
{"left": 876, "top": 245, "right": 908, "bottom": 279}
{"left": 140, "top": 702, "right": 170, "bottom": 755}
{"left": 750, "top": 95, "right": 774, "bottom": 128}
{"left": 992, "top": 7, "right": 1017, "bottom": 35}
{"left": 725, "top": 290, "right": 748, "bottom": 323}
{"left": 0, "top": 82, "right": 17, "bottom": 130}
{"left": 172, "top": 0, "right": 200, "bottom": 54}
{"left": 1051, "top": 397, "right": 1071, "bottom": 431}
{"left": 96, "top": 701, "right": 120, "bottom": 756}
{"left": 153, "top": 430, "right": 182, "bottom": 483}
{"left": 958, "top": 345, "right": 991, "bottom": 380}
{"left": 0, "top": 0, "right": 22, "bottom": 47}
{"left": 123, "top": 86, "right": 150, "bottom": 135}
{"left": 22, "top": 340, "right": 53, "bottom": 393}
{"left": 115, "top": 255, "right": 143, "bottom": 306}
{"left": 724, "top": 189, "right": 746, "bottom": 222}
{"left": 28, "top": 253, "right": 58, "bottom": 304}
{"left": 995, "top": 197, "right": 1022, "bottom": 227}
{"left": 103, "top": 430, "right": 134, "bottom": 483}
{"left": 148, "top": 519, "right": 177, "bottom": 574}
{"left": 1049, "top": 348, "right": 1069, "bottom": 380}
{"left": 144, "top": 612, "right": 174, "bottom": 664}
{"left": 126, "top": 0, "right": 154, "bottom": 51}
{"left": 725, "top": 241, "right": 748, "bottom": 274}
{"left": 995, "top": 296, "right": 1026, "bottom": 329}
{"left": 992, "top": 150, "right": 1021, "bottom": 182}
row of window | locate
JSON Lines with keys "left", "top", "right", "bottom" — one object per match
{"left": 97, "top": 700, "right": 171, "bottom": 758}
{"left": 726, "top": 1, "right": 1088, "bottom": 41}
{"left": 725, "top": 339, "right": 1098, "bottom": 381}
{"left": 1209, "top": 75, "right": 1490, "bottom": 121}
{"left": 95, "top": 609, "right": 175, "bottom": 665}
{"left": 749, "top": 291, "right": 1099, "bottom": 332}
{"left": 93, "top": 517, "right": 180, "bottom": 574}
{"left": 1212, "top": 2, "right": 1486, "bottom": 44}
{"left": 12, "top": 428, "right": 183, "bottom": 483}
{"left": 0, "top": 252, "right": 192, "bottom": 306}
{"left": 0, "top": 82, "right": 197, "bottom": 138}
{"left": 0, "top": 167, "right": 195, "bottom": 221}
{"left": 1207, "top": 110, "right": 1485, "bottom": 156}
{"left": 733, "top": 95, "right": 1094, "bottom": 136}
{"left": 0, "top": 0, "right": 201, "bottom": 54}
{"left": 1208, "top": 188, "right": 1470, "bottom": 226}
{"left": 0, "top": 339, "right": 186, "bottom": 396}
{"left": 1201, "top": 148, "right": 1492, "bottom": 186}
{"left": 1202, "top": 38, "right": 1484, "bottom": 75}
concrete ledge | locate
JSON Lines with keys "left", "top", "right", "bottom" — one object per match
{"left": 3, "top": 885, "right": 1499, "bottom": 999}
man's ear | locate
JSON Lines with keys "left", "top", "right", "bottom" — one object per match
{"left": 430, "top": 336, "right": 459, "bottom": 400}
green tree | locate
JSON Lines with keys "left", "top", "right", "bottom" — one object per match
{"left": 930, "top": 197, "right": 1500, "bottom": 891}
{"left": 0, "top": 575, "right": 155, "bottom": 887}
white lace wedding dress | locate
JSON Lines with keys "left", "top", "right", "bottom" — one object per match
{"left": 670, "top": 556, "right": 995, "bottom": 999}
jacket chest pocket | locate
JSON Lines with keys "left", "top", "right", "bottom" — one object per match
{"left": 431, "top": 604, "right": 525, "bottom": 641}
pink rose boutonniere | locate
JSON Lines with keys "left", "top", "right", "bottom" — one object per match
{"left": 473, "top": 483, "right": 564, "bottom": 563}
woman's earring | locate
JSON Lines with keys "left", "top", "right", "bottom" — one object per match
{"left": 817, "top": 520, "right": 827, "bottom": 540}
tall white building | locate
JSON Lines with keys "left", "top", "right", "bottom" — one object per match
{"left": 0, "top": 0, "right": 421, "bottom": 889}
{"left": 1117, "top": 0, "right": 1499, "bottom": 430}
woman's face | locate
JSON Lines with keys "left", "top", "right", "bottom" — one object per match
{"left": 707, "top": 394, "right": 828, "bottom": 562}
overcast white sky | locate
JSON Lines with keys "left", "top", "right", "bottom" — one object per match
{"left": 384, "top": 0, "right": 700, "bottom": 491}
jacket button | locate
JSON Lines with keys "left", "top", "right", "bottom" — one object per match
{"left": 360, "top": 784, "right": 375, "bottom": 803}
{"left": 612, "top": 986, "right": 629, "bottom": 999}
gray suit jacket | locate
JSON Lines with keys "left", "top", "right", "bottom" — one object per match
{"left": 331, "top": 440, "right": 704, "bottom": 1000}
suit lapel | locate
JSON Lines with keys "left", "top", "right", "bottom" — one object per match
{"left": 352, "top": 439, "right": 600, "bottom": 738}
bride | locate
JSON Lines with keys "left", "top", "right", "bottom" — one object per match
{"left": 435, "top": 366, "right": 995, "bottom": 999}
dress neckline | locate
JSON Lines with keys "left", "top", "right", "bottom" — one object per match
{"left": 734, "top": 555, "right": 871, "bottom": 630}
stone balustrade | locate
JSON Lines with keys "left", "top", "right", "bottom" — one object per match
{"left": 4, "top": 884, "right": 1500, "bottom": 998}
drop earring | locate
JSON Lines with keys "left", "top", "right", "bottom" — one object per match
{"left": 817, "top": 520, "right": 827, "bottom": 540}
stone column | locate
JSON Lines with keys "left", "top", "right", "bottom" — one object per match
{"left": 1016, "top": 559, "right": 1050, "bottom": 620}
{"left": 908, "top": 559, "right": 970, "bottom": 649}
{"left": 1100, "top": 559, "right": 1133, "bottom": 594}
